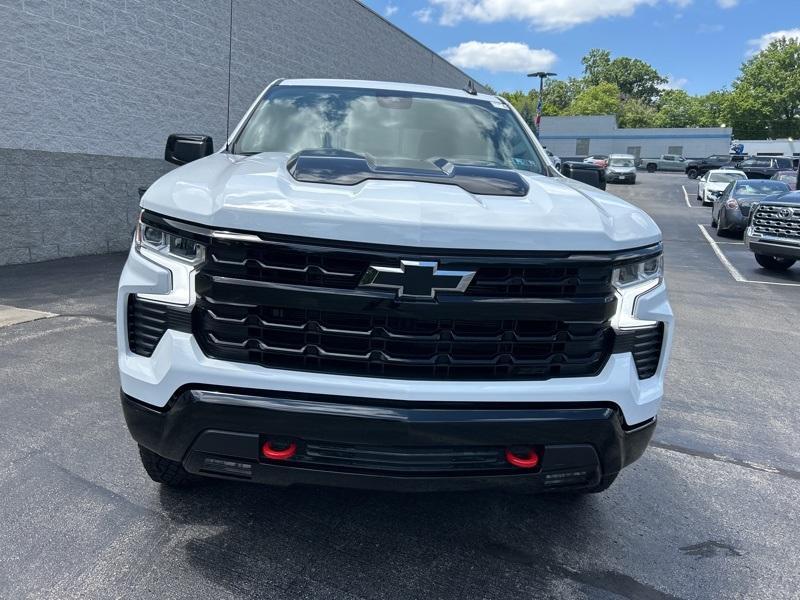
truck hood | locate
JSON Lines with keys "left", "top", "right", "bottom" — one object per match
{"left": 141, "top": 152, "right": 661, "bottom": 251}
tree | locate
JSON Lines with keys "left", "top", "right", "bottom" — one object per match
{"left": 726, "top": 38, "right": 800, "bottom": 138}
{"left": 695, "top": 90, "right": 730, "bottom": 128}
{"left": 581, "top": 49, "right": 667, "bottom": 103}
{"left": 567, "top": 83, "right": 621, "bottom": 116}
{"left": 654, "top": 90, "right": 701, "bottom": 128}
{"left": 618, "top": 98, "right": 658, "bottom": 128}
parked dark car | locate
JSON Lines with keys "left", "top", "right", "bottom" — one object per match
{"left": 737, "top": 156, "right": 795, "bottom": 179}
{"left": 745, "top": 190, "right": 800, "bottom": 271}
{"left": 711, "top": 179, "right": 791, "bottom": 236}
{"left": 685, "top": 154, "right": 747, "bottom": 179}
{"left": 770, "top": 170, "right": 798, "bottom": 190}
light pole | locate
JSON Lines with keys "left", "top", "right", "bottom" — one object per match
{"left": 527, "top": 71, "right": 557, "bottom": 137}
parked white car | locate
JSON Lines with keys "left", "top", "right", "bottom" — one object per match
{"left": 697, "top": 169, "right": 747, "bottom": 206}
{"left": 606, "top": 154, "right": 637, "bottom": 184}
{"left": 544, "top": 149, "right": 561, "bottom": 170}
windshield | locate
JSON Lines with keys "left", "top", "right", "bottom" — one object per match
{"left": 734, "top": 181, "right": 790, "bottom": 196}
{"left": 609, "top": 158, "right": 634, "bottom": 167}
{"left": 233, "top": 86, "right": 545, "bottom": 174}
{"left": 709, "top": 172, "right": 745, "bottom": 183}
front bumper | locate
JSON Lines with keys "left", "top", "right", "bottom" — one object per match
{"left": 745, "top": 230, "right": 800, "bottom": 259}
{"left": 122, "top": 388, "right": 656, "bottom": 492}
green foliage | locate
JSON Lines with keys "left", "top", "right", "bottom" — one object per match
{"left": 725, "top": 38, "right": 800, "bottom": 138}
{"left": 498, "top": 42, "right": 800, "bottom": 138}
{"left": 581, "top": 48, "right": 667, "bottom": 103}
{"left": 567, "top": 83, "right": 621, "bottom": 116}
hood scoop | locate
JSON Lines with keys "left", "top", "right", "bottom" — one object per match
{"left": 286, "top": 149, "right": 529, "bottom": 197}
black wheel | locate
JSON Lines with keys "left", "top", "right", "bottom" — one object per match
{"left": 138, "top": 445, "right": 194, "bottom": 486}
{"left": 687, "top": 168, "right": 698, "bottom": 179}
{"left": 646, "top": 163, "right": 657, "bottom": 173}
{"left": 711, "top": 210, "right": 718, "bottom": 228}
{"left": 755, "top": 254, "right": 796, "bottom": 271}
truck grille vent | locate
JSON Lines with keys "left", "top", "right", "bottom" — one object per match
{"left": 613, "top": 324, "right": 664, "bottom": 379}
{"left": 205, "top": 241, "right": 613, "bottom": 299}
{"left": 752, "top": 204, "right": 800, "bottom": 240}
{"left": 291, "top": 441, "right": 515, "bottom": 474}
{"left": 194, "top": 299, "right": 614, "bottom": 381}
{"left": 127, "top": 296, "right": 192, "bottom": 357}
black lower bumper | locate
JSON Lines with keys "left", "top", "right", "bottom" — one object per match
{"left": 121, "top": 388, "right": 655, "bottom": 492}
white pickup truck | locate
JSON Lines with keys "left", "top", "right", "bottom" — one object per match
{"left": 117, "top": 78, "right": 673, "bottom": 495}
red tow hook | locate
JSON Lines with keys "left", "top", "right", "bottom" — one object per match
{"left": 505, "top": 446, "right": 540, "bottom": 469}
{"left": 261, "top": 440, "right": 297, "bottom": 461}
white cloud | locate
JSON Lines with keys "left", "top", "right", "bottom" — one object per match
{"left": 441, "top": 41, "right": 557, "bottom": 73}
{"left": 384, "top": 3, "right": 398, "bottom": 16}
{"left": 717, "top": 0, "right": 738, "bottom": 8}
{"left": 413, "top": 8, "right": 433, "bottom": 23}
{"left": 747, "top": 28, "right": 800, "bottom": 54}
{"left": 427, "top": 0, "right": 693, "bottom": 32}
{"left": 659, "top": 75, "right": 689, "bottom": 90}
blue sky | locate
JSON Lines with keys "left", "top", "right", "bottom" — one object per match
{"left": 362, "top": 0, "right": 800, "bottom": 95}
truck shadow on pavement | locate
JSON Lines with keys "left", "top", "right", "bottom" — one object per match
{"left": 154, "top": 476, "right": 690, "bottom": 599}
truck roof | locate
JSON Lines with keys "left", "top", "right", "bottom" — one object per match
{"left": 279, "top": 78, "right": 498, "bottom": 102}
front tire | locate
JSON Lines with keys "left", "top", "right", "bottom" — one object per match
{"left": 755, "top": 254, "right": 796, "bottom": 271}
{"left": 711, "top": 210, "right": 718, "bottom": 228}
{"left": 687, "top": 168, "right": 698, "bottom": 179}
{"left": 646, "top": 163, "right": 657, "bottom": 173}
{"left": 138, "top": 445, "right": 194, "bottom": 486}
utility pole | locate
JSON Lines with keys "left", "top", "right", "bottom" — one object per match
{"left": 527, "top": 71, "right": 557, "bottom": 137}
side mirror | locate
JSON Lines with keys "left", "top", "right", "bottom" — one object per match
{"left": 561, "top": 161, "right": 606, "bottom": 190}
{"left": 164, "top": 134, "right": 214, "bottom": 165}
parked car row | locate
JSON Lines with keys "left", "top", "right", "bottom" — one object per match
{"left": 699, "top": 173, "right": 799, "bottom": 272}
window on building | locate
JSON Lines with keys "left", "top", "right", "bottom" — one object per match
{"left": 576, "top": 138, "right": 590, "bottom": 156}
{"left": 626, "top": 146, "right": 641, "bottom": 159}
{"left": 667, "top": 146, "right": 684, "bottom": 156}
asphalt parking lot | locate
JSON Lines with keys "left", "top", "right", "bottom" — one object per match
{"left": 1, "top": 171, "right": 798, "bottom": 600}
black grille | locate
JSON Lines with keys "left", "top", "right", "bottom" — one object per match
{"left": 614, "top": 324, "right": 664, "bottom": 379}
{"left": 204, "top": 239, "right": 613, "bottom": 299}
{"left": 284, "top": 440, "right": 516, "bottom": 474}
{"left": 752, "top": 204, "right": 800, "bottom": 240}
{"left": 127, "top": 296, "right": 192, "bottom": 357}
{"left": 194, "top": 299, "right": 614, "bottom": 380}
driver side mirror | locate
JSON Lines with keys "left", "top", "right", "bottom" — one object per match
{"left": 165, "top": 134, "right": 214, "bottom": 166}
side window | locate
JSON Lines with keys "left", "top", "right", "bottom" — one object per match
{"left": 740, "top": 159, "right": 755, "bottom": 168}
{"left": 754, "top": 158, "right": 771, "bottom": 167}
{"left": 663, "top": 155, "right": 674, "bottom": 161}
{"left": 576, "top": 138, "right": 590, "bottom": 156}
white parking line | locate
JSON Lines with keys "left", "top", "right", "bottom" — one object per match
{"left": 697, "top": 224, "right": 800, "bottom": 287}
{"left": 681, "top": 185, "right": 691, "bottom": 208}
{"left": 697, "top": 224, "right": 746, "bottom": 281}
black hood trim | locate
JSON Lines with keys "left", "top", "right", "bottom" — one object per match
{"left": 286, "top": 149, "right": 530, "bottom": 197}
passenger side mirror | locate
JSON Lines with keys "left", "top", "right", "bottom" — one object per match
{"left": 164, "top": 134, "right": 214, "bottom": 166}
{"left": 560, "top": 161, "right": 607, "bottom": 191}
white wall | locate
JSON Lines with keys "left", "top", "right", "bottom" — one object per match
{"left": 539, "top": 115, "right": 731, "bottom": 159}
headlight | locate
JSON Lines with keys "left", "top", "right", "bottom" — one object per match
{"left": 708, "top": 189, "right": 722, "bottom": 197}
{"left": 611, "top": 255, "right": 663, "bottom": 330}
{"left": 725, "top": 198, "right": 739, "bottom": 209}
{"left": 134, "top": 213, "right": 207, "bottom": 305}
{"left": 135, "top": 218, "right": 205, "bottom": 265}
